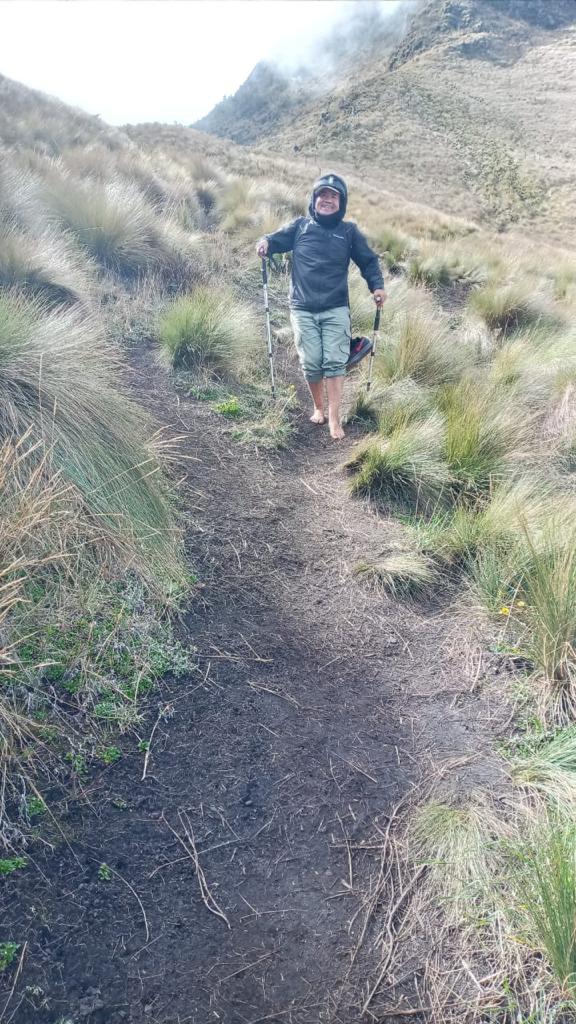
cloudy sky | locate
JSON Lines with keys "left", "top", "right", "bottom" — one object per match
{"left": 0, "top": 0, "right": 402, "bottom": 125}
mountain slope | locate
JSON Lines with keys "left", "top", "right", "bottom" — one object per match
{"left": 195, "top": 0, "right": 576, "bottom": 241}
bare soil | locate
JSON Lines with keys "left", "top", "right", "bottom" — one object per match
{"left": 1, "top": 343, "right": 509, "bottom": 1024}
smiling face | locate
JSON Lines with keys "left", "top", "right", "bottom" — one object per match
{"left": 314, "top": 187, "right": 340, "bottom": 215}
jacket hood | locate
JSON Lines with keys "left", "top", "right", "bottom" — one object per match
{"left": 308, "top": 173, "right": 348, "bottom": 225}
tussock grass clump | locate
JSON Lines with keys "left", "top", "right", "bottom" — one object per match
{"left": 410, "top": 504, "right": 489, "bottom": 565}
{"left": 376, "top": 379, "right": 434, "bottom": 436}
{"left": 439, "top": 376, "right": 528, "bottom": 492}
{"left": 345, "top": 388, "right": 380, "bottom": 428}
{"left": 549, "top": 260, "right": 576, "bottom": 303}
{"left": 469, "top": 283, "right": 554, "bottom": 335}
{"left": 0, "top": 293, "right": 182, "bottom": 586}
{"left": 375, "top": 225, "right": 412, "bottom": 271}
{"left": 509, "top": 728, "right": 576, "bottom": 808}
{"left": 157, "top": 284, "right": 258, "bottom": 374}
{"left": 407, "top": 245, "right": 486, "bottom": 289}
{"left": 45, "top": 173, "right": 192, "bottom": 280}
{"left": 507, "top": 819, "right": 576, "bottom": 1001}
{"left": 520, "top": 525, "right": 576, "bottom": 713}
{"left": 0, "top": 222, "right": 90, "bottom": 305}
{"left": 354, "top": 549, "right": 438, "bottom": 596}
{"left": 409, "top": 799, "right": 501, "bottom": 921}
{"left": 347, "top": 413, "right": 451, "bottom": 508}
{"left": 378, "top": 312, "right": 468, "bottom": 388}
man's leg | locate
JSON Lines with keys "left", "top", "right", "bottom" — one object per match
{"left": 290, "top": 311, "right": 324, "bottom": 423}
{"left": 325, "top": 376, "right": 345, "bottom": 439}
{"left": 320, "top": 307, "right": 350, "bottom": 440}
{"left": 308, "top": 380, "right": 325, "bottom": 423}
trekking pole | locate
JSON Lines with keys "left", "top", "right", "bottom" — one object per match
{"left": 366, "top": 304, "right": 381, "bottom": 393}
{"left": 261, "top": 257, "right": 276, "bottom": 401}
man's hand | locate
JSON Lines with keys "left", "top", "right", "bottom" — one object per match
{"left": 373, "top": 289, "right": 386, "bottom": 307}
{"left": 256, "top": 238, "right": 269, "bottom": 258}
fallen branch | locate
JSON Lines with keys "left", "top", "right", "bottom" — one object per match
{"left": 164, "top": 809, "right": 231, "bottom": 929}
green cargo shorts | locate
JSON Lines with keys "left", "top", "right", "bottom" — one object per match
{"left": 290, "top": 306, "right": 351, "bottom": 383}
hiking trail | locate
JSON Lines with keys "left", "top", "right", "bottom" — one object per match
{"left": 4, "top": 342, "right": 505, "bottom": 1024}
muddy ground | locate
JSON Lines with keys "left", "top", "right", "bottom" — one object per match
{"left": 1, "top": 341, "right": 509, "bottom": 1024}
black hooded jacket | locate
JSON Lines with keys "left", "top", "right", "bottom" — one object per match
{"left": 264, "top": 177, "right": 384, "bottom": 313}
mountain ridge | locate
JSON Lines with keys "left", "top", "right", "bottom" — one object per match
{"left": 193, "top": 0, "right": 576, "bottom": 242}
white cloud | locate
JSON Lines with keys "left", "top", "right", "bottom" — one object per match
{"left": 0, "top": 0, "right": 402, "bottom": 124}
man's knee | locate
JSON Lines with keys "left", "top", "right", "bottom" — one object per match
{"left": 320, "top": 307, "right": 350, "bottom": 378}
{"left": 291, "top": 311, "right": 323, "bottom": 381}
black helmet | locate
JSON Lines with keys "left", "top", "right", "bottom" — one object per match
{"left": 310, "top": 173, "right": 348, "bottom": 217}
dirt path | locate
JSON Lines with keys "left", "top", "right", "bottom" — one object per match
{"left": 2, "top": 347, "right": 504, "bottom": 1024}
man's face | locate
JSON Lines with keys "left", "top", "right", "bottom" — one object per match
{"left": 314, "top": 187, "right": 340, "bottom": 215}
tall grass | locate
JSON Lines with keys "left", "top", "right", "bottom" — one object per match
{"left": 409, "top": 799, "right": 501, "bottom": 922}
{"left": 157, "top": 284, "right": 258, "bottom": 374}
{"left": 407, "top": 245, "right": 486, "bottom": 289}
{"left": 521, "top": 524, "right": 576, "bottom": 712}
{"left": 469, "top": 283, "right": 554, "bottom": 335}
{"left": 0, "top": 221, "right": 90, "bottom": 305}
{"left": 509, "top": 728, "right": 576, "bottom": 808}
{"left": 508, "top": 819, "right": 576, "bottom": 1000}
{"left": 45, "top": 172, "right": 192, "bottom": 280}
{"left": 378, "top": 312, "right": 468, "bottom": 387}
{"left": 0, "top": 292, "right": 182, "bottom": 586}
{"left": 439, "top": 376, "right": 529, "bottom": 492}
{"left": 347, "top": 413, "right": 451, "bottom": 508}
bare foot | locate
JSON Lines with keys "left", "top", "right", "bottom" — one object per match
{"left": 310, "top": 408, "right": 326, "bottom": 425}
{"left": 329, "top": 420, "right": 345, "bottom": 440}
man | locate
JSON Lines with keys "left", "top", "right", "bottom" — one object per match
{"left": 256, "top": 173, "right": 385, "bottom": 440}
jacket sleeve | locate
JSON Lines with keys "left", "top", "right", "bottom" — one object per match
{"left": 264, "top": 218, "right": 302, "bottom": 255}
{"left": 350, "top": 224, "right": 384, "bottom": 292}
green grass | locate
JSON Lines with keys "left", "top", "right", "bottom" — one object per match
{"left": 0, "top": 943, "right": 19, "bottom": 971}
{"left": 520, "top": 525, "right": 576, "bottom": 712}
{"left": 377, "top": 312, "right": 467, "bottom": 388}
{"left": 409, "top": 799, "right": 500, "bottom": 922}
{"left": 407, "top": 246, "right": 485, "bottom": 289}
{"left": 45, "top": 173, "right": 191, "bottom": 281}
{"left": 375, "top": 379, "right": 435, "bottom": 436}
{"left": 346, "top": 413, "right": 451, "bottom": 510}
{"left": 0, "top": 293, "right": 184, "bottom": 586}
{"left": 0, "top": 857, "right": 27, "bottom": 875}
{"left": 214, "top": 396, "right": 242, "bottom": 417}
{"left": 469, "top": 283, "right": 554, "bottom": 336}
{"left": 11, "top": 575, "right": 195, "bottom": 728}
{"left": 508, "top": 820, "right": 576, "bottom": 1000}
{"left": 439, "top": 376, "right": 527, "bottom": 493}
{"left": 157, "top": 285, "right": 258, "bottom": 373}
{"left": 509, "top": 728, "right": 576, "bottom": 808}
{"left": 374, "top": 225, "right": 411, "bottom": 271}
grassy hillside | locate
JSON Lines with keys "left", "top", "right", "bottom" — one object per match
{"left": 195, "top": 0, "right": 576, "bottom": 243}
{"left": 2, "top": 60, "right": 576, "bottom": 1021}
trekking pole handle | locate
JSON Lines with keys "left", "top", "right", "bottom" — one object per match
{"left": 261, "top": 257, "right": 268, "bottom": 285}
{"left": 374, "top": 307, "right": 381, "bottom": 332}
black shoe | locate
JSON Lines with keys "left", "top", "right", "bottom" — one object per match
{"left": 347, "top": 336, "right": 373, "bottom": 369}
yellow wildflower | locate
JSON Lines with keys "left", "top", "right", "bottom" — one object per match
{"left": 499, "top": 606, "right": 510, "bottom": 616}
